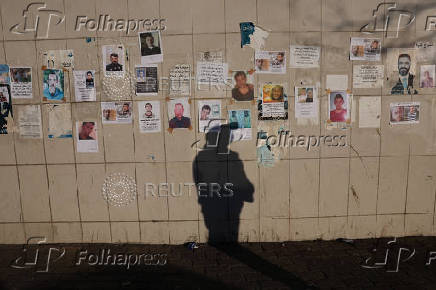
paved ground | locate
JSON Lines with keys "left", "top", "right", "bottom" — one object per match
{"left": 1, "top": 236, "right": 436, "bottom": 289}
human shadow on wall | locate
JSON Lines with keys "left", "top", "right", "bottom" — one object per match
{"left": 193, "top": 124, "right": 313, "bottom": 289}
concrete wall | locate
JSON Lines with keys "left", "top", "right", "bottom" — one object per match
{"left": 0, "top": 0, "right": 435, "bottom": 244}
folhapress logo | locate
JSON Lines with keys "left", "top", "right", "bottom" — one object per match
{"left": 10, "top": 2, "right": 65, "bottom": 39}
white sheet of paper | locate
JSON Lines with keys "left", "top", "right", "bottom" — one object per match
{"left": 326, "top": 75, "right": 348, "bottom": 91}
{"left": 18, "top": 105, "right": 42, "bottom": 138}
{"left": 359, "top": 97, "right": 381, "bottom": 128}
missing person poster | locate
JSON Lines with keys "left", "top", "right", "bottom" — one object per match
{"left": 259, "top": 84, "right": 287, "bottom": 120}
{"left": 295, "top": 86, "right": 317, "bottom": 118}
{"left": 102, "top": 45, "right": 125, "bottom": 77}
{"left": 76, "top": 121, "right": 98, "bottom": 152}
{"left": 350, "top": 38, "right": 381, "bottom": 61}
{"left": 198, "top": 100, "right": 221, "bottom": 133}
{"left": 390, "top": 102, "right": 420, "bottom": 125}
{"left": 10, "top": 67, "right": 32, "bottom": 99}
{"left": 0, "top": 85, "right": 12, "bottom": 134}
{"left": 135, "top": 65, "right": 158, "bottom": 96}
{"left": 101, "top": 102, "right": 133, "bottom": 124}
{"left": 43, "top": 69, "right": 64, "bottom": 101}
{"left": 74, "top": 70, "right": 96, "bottom": 102}
{"left": 228, "top": 109, "right": 252, "bottom": 141}
{"left": 328, "top": 91, "right": 350, "bottom": 123}
{"left": 353, "top": 65, "right": 384, "bottom": 88}
{"left": 231, "top": 70, "right": 254, "bottom": 102}
{"left": 43, "top": 50, "right": 74, "bottom": 70}
{"left": 47, "top": 104, "right": 73, "bottom": 138}
{"left": 139, "top": 30, "right": 163, "bottom": 64}
{"left": 255, "top": 51, "right": 286, "bottom": 74}
{"left": 138, "top": 101, "right": 161, "bottom": 133}
{"left": 290, "top": 46, "right": 320, "bottom": 68}
{"left": 167, "top": 97, "right": 191, "bottom": 129}
{"left": 18, "top": 105, "right": 42, "bottom": 138}
{"left": 169, "top": 64, "right": 191, "bottom": 96}
{"left": 420, "top": 65, "right": 435, "bottom": 88}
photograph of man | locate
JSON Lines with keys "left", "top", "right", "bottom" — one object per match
{"left": 43, "top": 69, "right": 64, "bottom": 100}
{"left": 368, "top": 40, "right": 380, "bottom": 53}
{"left": 117, "top": 103, "right": 131, "bottom": 118}
{"left": 11, "top": 68, "right": 31, "bottom": 83}
{"left": 329, "top": 93, "right": 347, "bottom": 122}
{"left": 79, "top": 121, "right": 96, "bottom": 140}
{"left": 140, "top": 32, "right": 161, "bottom": 56}
{"left": 106, "top": 53, "right": 123, "bottom": 72}
{"left": 406, "top": 105, "right": 419, "bottom": 122}
{"left": 85, "top": 71, "right": 94, "bottom": 88}
{"left": 390, "top": 106, "right": 403, "bottom": 123}
{"left": 391, "top": 54, "right": 418, "bottom": 94}
{"left": 271, "top": 52, "right": 285, "bottom": 66}
{"left": 232, "top": 71, "right": 254, "bottom": 101}
{"left": 200, "top": 105, "right": 211, "bottom": 120}
{"left": 144, "top": 103, "right": 154, "bottom": 118}
{"left": 420, "top": 66, "right": 434, "bottom": 88}
{"left": 169, "top": 103, "right": 191, "bottom": 128}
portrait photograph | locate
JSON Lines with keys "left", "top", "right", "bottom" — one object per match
{"left": 102, "top": 45, "right": 125, "bottom": 76}
{"left": 167, "top": 97, "right": 191, "bottom": 129}
{"left": 328, "top": 91, "right": 349, "bottom": 123}
{"left": 390, "top": 102, "right": 420, "bottom": 125}
{"left": 386, "top": 48, "right": 418, "bottom": 95}
{"left": 231, "top": 70, "right": 254, "bottom": 102}
{"left": 76, "top": 121, "right": 98, "bottom": 153}
{"left": 139, "top": 30, "right": 163, "bottom": 64}
{"left": 420, "top": 64, "right": 435, "bottom": 88}
{"left": 42, "top": 69, "right": 64, "bottom": 101}
{"left": 138, "top": 101, "right": 161, "bottom": 133}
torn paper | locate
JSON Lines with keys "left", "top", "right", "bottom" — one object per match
{"left": 240, "top": 22, "right": 269, "bottom": 50}
{"left": 47, "top": 103, "right": 72, "bottom": 138}
{"left": 43, "top": 50, "right": 74, "bottom": 70}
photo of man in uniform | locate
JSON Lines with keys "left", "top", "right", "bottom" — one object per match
{"left": 169, "top": 103, "right": 191, "bottom": 129}
{"left": 106, "top": 53, "right": 123, "bottom": 72}
{"left": 391, "top": 54, "right": 418, "bottom": 94}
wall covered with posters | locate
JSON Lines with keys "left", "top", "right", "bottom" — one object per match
{"left": 0, "top": 0, "right": 436, "bottom": 244}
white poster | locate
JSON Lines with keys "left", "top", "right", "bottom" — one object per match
{"left": 102, "top": 45, "right": 125, "bottom": 77}
{"left": 169, "top": 64, "right": 191, "bottom": 95}
{"left": 198, "top": 100, "right": 221, "bottom": 133}
{"left": 196, "top": 62, "right": 228, "bottom": 86}
{"left": 74, "top": 70, "right": 96, "bottom": 102}
{"left": 358, "top": 97, "right": 381, "bottom": 128}
{"left": 255, "top": 51, "right": 286, "bottom": 74}
{"left": 10, "top": 67, "right": 32, "bottom": 99}
{"left": 18, "top": 105, "right": 42, "bottom": 138}
{"left": 76, "top": 121, "right": 98, "bottom": 152}
{"left": 326, "top": 75, "right": 348, "bottom": 91}
{"left": 138, "top": 101, "right": 161, "bottom": 133}
{"left": 47, "top": 104, "right": 73, "bottom": 138}
{"left": 295, "top": 86, "right": 317, "bottom": 118}
{"left": 290, "top": 46, "right": 320, "bottom": 68}
{"left": 101, "top": 102, "right": 133, "bottom": 124}
{"left": 353, "top": 65, "right": 384, "bottom": 88}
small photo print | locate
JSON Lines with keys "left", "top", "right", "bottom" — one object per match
{"left": 73, "top": 70, "right": 96, "bottom": 102}
{"left": 10, "top": 67, "right": 32, "bottom": 99}
{"left": 420, "top": 65, "right": 435, "bottom": 88}
{"left": 228, "top": 109, "right": 252, "bottom": 141}
{"left": 390, "top": 102, "right": 420, "bottom": 125}
{"left": 168, "top": 97, "right": 191, "bottom": 129}
{"left": 139, "top": 30, "right": 163, "bottom": 64}
{"left": 101, "top": 102, "right": 133, "bottom": 124}
{"left": 350, "top": 38, "right": 381, "bottom": 61}
{"left": 329, "top": 91, "right": 349, "bottom": 123}
{"left": 76, "top": 121, "right": 98, "bottom": 153}
{"left": 43, "top": 69, "right": 64, "bottom": 101}
{"left": 135, "top": 65, "right": 158, "bottom": 95}
{"left": 0, "top": 65, "right": 10, "bottom": 84}
{"left": 198, "top": 100, "right": 221, "bottom": 133}
{"left": 0, "top": 85, "right": 11, "bottom": 134}
{"left": 231, "top": 70, "right": 254, "bottom": 102}
{"left": 295, "top": 86, "right": 317, "bottom": 119}
{"left": 255, "top": 51, "right": 286, "bottom": 74}
{"left": 138, "top": 101, "right": 161, "bottom": 133}
{"left": 103, "top": 45, "right": 124, "bottom": 76}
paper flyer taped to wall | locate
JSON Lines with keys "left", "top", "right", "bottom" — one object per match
{"left": 353, "top": 65, "right": 384, "bottom": 88}
{"left": 9, "top": 67, "right": 32, "bottom": 99}
{"left": 290, "top": 46, "right": 320, "bottom": 68}
{"left": 138, "top": 101, "right": 161, "bottom": 133}
{"left": 18, "top": 105, "right": 42, "bottom": 138}
{"left": 74, "top": 70, "right": 96, "bottom": 102}
{"left": 135, "top": 65, "right": 158, "bottom": 96}
{"left": 358, "top": 96, "right": 381, "bottom": 128}
{"left": 43, "top": 50, "right": 74, "bottom": 70}
{"left": 101, "top": 102, "right": 133, "bottom": 124}
{"left": 76, "top": 121, "right": 98, "bottom": 152}
{"left": 169, "top": 64, "right": 191, "bottom": 96}
{"left": 47, "top": 104, "right": 73, "bottom": 138}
